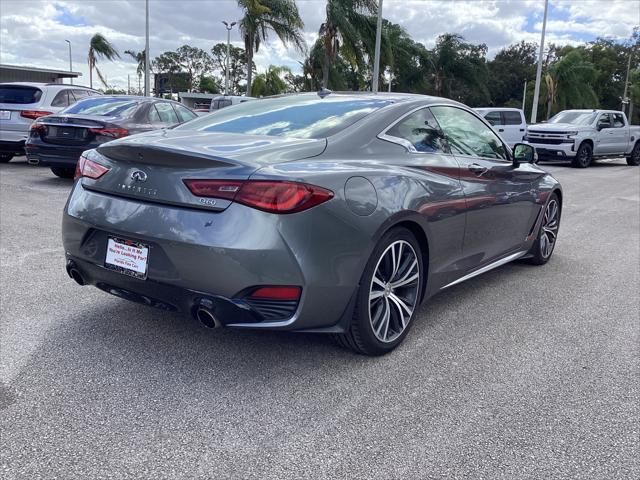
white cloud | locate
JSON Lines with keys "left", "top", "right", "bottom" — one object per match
{"left": 0, "top": 0, "right": 637, "bottom": 90}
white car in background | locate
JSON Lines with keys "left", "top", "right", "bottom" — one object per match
{"left": 475, "top": 107, "right": 527, "bottom": 147}
{"left": 209, "top": 95, "right": 255, "bottom": 112}
{"left": 0, "top": 82, "right": 100, "bottom": 162}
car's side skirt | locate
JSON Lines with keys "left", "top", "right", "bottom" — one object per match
{"left": 440, "top": 251, "right": 527, "bottom": 291}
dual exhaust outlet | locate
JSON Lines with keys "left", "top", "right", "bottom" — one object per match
{"left": 66, "top": 260, "right": 222, "bottom": 329}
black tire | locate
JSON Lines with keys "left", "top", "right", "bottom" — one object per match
{"left": 0, "top": 153, "right": 14, "bottom": 163}
{"left": 335, "top": 227, "right": 424, "bottom": 356}
{"left": 571, "top": 142, "right": 593, "bottom": 168}
{"left": 50, "top": 167, "right": 75, "bottom": 179}
{"left": 525, "top": 193, "right": 561, "bottom": 265}
{"left": 627, "top": 142, "right": 640, "bottom": 166}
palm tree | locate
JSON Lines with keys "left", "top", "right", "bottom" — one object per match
{"left": 252, "top": 65, "right": 292, "bottom": 96}
{"left": 88, "top": 33, "right": 120, "bottom": 89}
{"left": 238, "top": 0, "right": 305, "bottom": 96}
{"left": 318, "top": 0, "right": 378, "bottom": 89}
{"left": 543, "top": 50, "right": 598, "bottom": 118}
{"left": 124, "top": 49, "right": 145, "bottom": 94}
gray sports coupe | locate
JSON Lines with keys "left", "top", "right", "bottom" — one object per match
{"left": 63, "top": 92, "right": 562, "bottom": 355}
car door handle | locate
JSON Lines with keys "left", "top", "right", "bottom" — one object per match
{"left": 498, "top": 128, "right": 505, "bottom": 132}
{"left": 519, "top": 128, "right": 525, "bottom": 132}
{"left": 468, "top": 163, "right": 488, "bottom": 175}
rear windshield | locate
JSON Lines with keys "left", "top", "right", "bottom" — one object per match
{"left": 178, "top": 96, "right": 393, "bottom": 139}
{"left": 548, "top": 111, "right": 597, "bottom": 125}
{"left": 0, "top": 86, "right": 43, "bottom": 104}
{"left": 62, "top": 97, "right": 140, "bottom": 117}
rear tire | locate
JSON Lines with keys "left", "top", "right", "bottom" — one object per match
{"left": 335, "top": 227, "right": 423, "bottom": 356}
{"left": 0, "top": 153, "right": 14, "bottom": 163}
{"left": 50, "top": 167, "right": 75, "bottom": 179}
{"left": 525, "top": 193, "right": 561, "bottom": 265}
{"left": 627, "top": 142, "right": 640, "bottom": 166}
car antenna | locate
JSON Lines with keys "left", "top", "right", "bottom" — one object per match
{"left": 318, "top": 88, "right": 333, "bottom": 99}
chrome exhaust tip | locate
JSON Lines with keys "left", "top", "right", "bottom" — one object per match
{"left": 196, "top": 308, "right": 221, "bottom": 329}
{"left": 66, "top": 261, "right": 85, "bottom": 286}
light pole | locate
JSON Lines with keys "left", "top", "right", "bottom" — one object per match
{"left": 372, "top": 0, "right": 383, "bottom": 93}
{"left": 531, "top": 0, "right": 549, "bottom": 124}
{"left": 144, "top": 0, "right": 150, "bottom": 96}
{"left": 222, "top": 21, "right": 236, "bottom": 96}
{"left": 65, "top": 40, "right": 73, "bottom": 84}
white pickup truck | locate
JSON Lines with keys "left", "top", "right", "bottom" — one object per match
{"left": 525, "top": 109, "right": 640, "bottom": 168}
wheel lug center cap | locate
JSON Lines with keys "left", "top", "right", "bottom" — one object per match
{"left": 384, "top": 284, "right": 392, "bottom": 296}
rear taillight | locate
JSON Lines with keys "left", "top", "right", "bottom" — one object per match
{"left": 249, "top": 286, "right": 302, "bottom": 301}
{"left": 29, "top": 122, "right": 46, "bottom": 134}
{"left": 74, "top": 154, "right": 110, "bottom": 180}
{"left": 88, "top": 127, "right": 129, "bottom": 138}
{"left": 20, "top": 110, "right": 53, "bottom": 120}
{"left": 183, "top": 180, "right": 334, "bottom": 214}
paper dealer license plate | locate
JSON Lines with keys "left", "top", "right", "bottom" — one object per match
{"left": 105, "top": 237, "right": 149, "bottom": 279}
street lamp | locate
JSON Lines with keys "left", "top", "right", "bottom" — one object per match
{"left": 372, "top": 0, "right": 383, "bottom": 93}
{"left": 531, "top": 0, "right": 549, "bottom": 124}
{"left": 65, "top": 40, "right": 73, "bottom": 84}
{"left": 222, "top": 21, "right": 236, "bottom": 96}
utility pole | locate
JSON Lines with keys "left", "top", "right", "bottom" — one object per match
{"left": 128, "top": 74, "right": 131, "bottom": 95}
{"left": 531, "top": 0, "right": 549, "bottom": 124}
{"left": 372, "top": 0, "right": 383, "bottom": 93}
{"left": 222, "top": 21, "right": 236, "bottom": 96}
{"left": 144, "top": 0, "right": 150, "bottom": 96}
{"left": 65, "top": 40, "right": 73, "bottom": 84}
{"left": 522, "top": 80, "right": 527, "bottom": 111}
{"left": 622, "top": 45, "right": 633, "bottom": 115}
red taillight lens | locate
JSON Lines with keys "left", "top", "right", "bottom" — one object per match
{"left": 249, "top": 286, "right": 302, "bottom": 301}
{"left": 20, "top": 110, "right": 52, "bottom": 119}
{"left": 88, "top": 127, "right": 129, "bottom": 138}
{"left": 183, "top": 180, "right": 334, "bottom": 214}
{"left": 74, "top": 154, "right": 110, "bottom": 181}
{"left": 29, "top": 122, "right": 46, "bottom": 134}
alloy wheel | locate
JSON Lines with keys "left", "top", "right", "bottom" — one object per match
{"left": 369, "top": 240, "right": 420, "bottom": 343}
{"left": 540, "top": 199, "right": 559, "bottom": 259}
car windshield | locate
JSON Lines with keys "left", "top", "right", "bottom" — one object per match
{"left": 548, "top": 111, "right": 597, "bottom": 125}
{"left": 62, "top": 97, "right": 140, "bottom": 117}
{"left": 177, "top": 96, "right": 393, "bottom": 139}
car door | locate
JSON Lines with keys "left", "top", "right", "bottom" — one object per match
{"left": 605, "top": 113, "right": 629, "bottom": 154}
{"left": 594, "top": 113, "right": 612, "bottom": 155}
{"left": 430, "top": 105, "right": 540, "bottom": 266}
{"left": 501, "top": 110, "right": 527, "bottom": 147}
{"left": 380, "top": 107, "right": 467, "bottom": 285}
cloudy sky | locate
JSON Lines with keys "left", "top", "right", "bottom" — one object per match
{"left": 1, "top": 0, "right": 638, "bottom": 89}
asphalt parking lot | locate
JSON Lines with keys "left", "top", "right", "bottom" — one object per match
{"left": 1, "top": 157, "right": 638, "bottom": 479}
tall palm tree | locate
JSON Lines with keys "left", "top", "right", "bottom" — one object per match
{"left": 124, "top": 49, "right": 145, "bottom": 94}
{"left": 252, "top": 65, "right": 292, "bottom": 96}
{"left": 88, "top": 33, "right": 120, "bottom": 89}
{"left": 543, "top": 50, "right": 598, "bottom": 118}
{"left": 238, "top": 0, "right": 305, "bottom": 96}
{"left": 318, "top": 0, "right": 378, "bottom": 89}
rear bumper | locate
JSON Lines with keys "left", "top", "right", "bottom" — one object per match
{"left": 0, "top": 140, "right": 26, "bottom": 155}
{"left": 62, "top": 183, "right": 367, "bottom": 331}
{"left": 25, "top": 142, "right": 87, "bottom": 168}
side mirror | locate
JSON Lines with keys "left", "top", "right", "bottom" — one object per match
{"left": 513, "top": 143, "right": 537, "bottom": 167}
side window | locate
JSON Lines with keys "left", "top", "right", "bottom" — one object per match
{"left": 148, "top": 105, "right": 161, "bottom": 122}
{"left": 612, "top": 113, "right": 625, "bottom": 128}
{"left": 173, "top": 104, "right": 197, "bottom": 123}
{"left": 503, "top": 111, "right": 523, "bottom": 125}
{"left": 385, "top": 108, "right": 450, "bottom": 154}
{"left": 51, "top": 90, "right": 71, "bottom": 107}
{"left": 484, "top": 111, "right": 503, "bottom": 126}
{"left": 72, "top": 90, "right": 90, "bottom": 102}
{"left": 431, "top": 106, "right": 508, "bottom": 161}
{"left": 597, "top": 113, "right": 611, "bottom": 129}
{"left": 151, "top": 102, "right": 179, "bottom": 124}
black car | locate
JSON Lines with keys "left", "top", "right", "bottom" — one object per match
{"left": 26, "top": 96, "right": 198, "bottom": 178}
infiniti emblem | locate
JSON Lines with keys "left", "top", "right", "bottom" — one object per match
{"left": 131, "top": 170, "right": 148, "bottom": 182}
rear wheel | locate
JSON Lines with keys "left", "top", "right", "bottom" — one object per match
{"left": 335, "top": 227, "right": 423, "bottom": 356}
{"left": 0, "top": 153, "right": 14, "bottom": 163}
{"left": 525, "top": 193, "right": 561, "bottom": 265}
{"left": 50, "top": 167, "right": 75, "bottom": 179}
{"left": 627, "top": 142, "right": 640, "bottom": 166}
{"left": 571, "top": 142, "right": 592, "bottom": 168}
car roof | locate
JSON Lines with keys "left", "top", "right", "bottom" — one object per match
{"left": 475, "top": 107, "right": 523, "bottom": 112}
{"left": 0, "top": 82, "right": 96, "bottom": 91}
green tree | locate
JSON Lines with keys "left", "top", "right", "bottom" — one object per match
{"left": 488, "top": 41, "right": 538, "bottom": 107}
{"left": 318, "top": 0, "right": 378, "bottom": 89}
{"left": 238, "top": 0, "right": 305, "bottom": 96}
{"left": 382, "top": 20, "right": 430, "bottom": 93}
{"left": 88, "top": 33, "right": 120, "bottom": 89}
{"left": 542, "top": 49, "right": 598, "bottom": 118}
{"left": 211, "top": 43, "right": 253, "bottom": 95}
{"left": 199, "top": 74, "right": 222, "bottom": 94}
{"left": 252, "top": 65, "right": 292, "bottom": 96}
{"left": 152, "top": 46, "right": 213, "bottom": 91}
